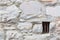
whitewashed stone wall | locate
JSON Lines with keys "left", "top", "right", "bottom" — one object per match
{"left": 0, "top": 0, "right": 60, "bottom": 40}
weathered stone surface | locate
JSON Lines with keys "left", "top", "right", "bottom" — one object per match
{"left": 26, "top": 15, "right": 54, "bottom": 23}
{"left": 6, "top": 30, "right": 23, "bottom": 40}
{"left": 0, "top": 23, "right": 4, "bottom": 31}
{"left": 46, "top": 6, "right": 60, "bottom": 17}
{"left": 3, "top": 23, "right": 16, "bottom": 29}
{"left": 0, "top": 23, "right": 4, "bottom": 40}
{"left": 49, "top": 22, "right": 56, "bottom": 32}
{"left": 0, "top": 0, "right": 13, "bottom": 6}
{"left": 0, "top": 0, "right": 60, "bottom": 40}
{"left": 20, "top": 1, "right": 45, "bottom": 23}
{"left": 24, "top": 34, "right": 50, "bottom": 40}
{"left": 57, "top": 0, "right": 60, "bottom": 3}
{"left": 20, "top": 1, "right": 42, "bottom": 14}
{"left": 0, "top": 31, "right": 4, "bottom": 40}
{"left": 17, "top": 22, "right": 32, "bottom": 30}
{"left": 0, "top": 5, "right": 21, "bottom": 22}
{"left": 32, "top": 24, "right": 42, "bottom": 34}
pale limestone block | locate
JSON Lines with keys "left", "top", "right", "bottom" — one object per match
{"left": 0, "top": 31, "right": 4, "bottom": 40}
{"left": 0, "top": 5, "right": 21, "bottom": 22}
{"left": 46, "top": 6, "right": 60, "bottom": 17}
{"left": 32, "top": 24, "right": 42, "bottom": 34}
{"left": 22, "top": 14, "right": 46, "bottom": 23}
{"left": 26, "top": 17, "right": 44, "bottom": 23}
{"left": 22, "top": 31, "right": 33, "bottom": 36}
{"left": 49, "top": 20, "right": 60, "bottom": 40}
{"left": 20, "top": 1, "right": 42, "bottom": 19}
{"left": 3, "top": 24, "right": 16, "bottom": 29}
{"left": 20, "top": 1, "right": 51, "bottom": 23}
{"left": 50, "top": 22, "right": 56, "bottom": 31}
{"left": 0, "top": 10, "right": 8, "bottom": 22}
{"left": 49, "top": 22, "right": 56, "bottom": 33}
{"left": 17, "top": 22, "right": 32, "bottom": 30}
{"left": 26, "top": 15, "right": 54, "bottom": 23}
{"left": 6, "top": 30, "right": 23, "bottom": 40}
{"left": 20, "top": 14, "right": 47, "bottom": 23}
{"left": 49, "top": 37, "right": 57, "bottom": 40}
{"left": 6, "top": 5, "right": 20, "bottom": 20}
{"left": 24, "top": 34, "right": 50, "bottom": 40}
{"left": 55, "top": 21, "right": 60, "bottom": 33}
{"left": 24, "top": 36, "right": 36, "bottom": 40}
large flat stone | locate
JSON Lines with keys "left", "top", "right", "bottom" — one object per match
{"left": 20, "top": 1, "right": 43, "bottom": 20}
{"left": 32, "top": 24, "right": 42, "bottom": 34}
{"left": 6, "top": 30, "right": 23, "bottom": 40}
{"left": 17, "top": 22, "right": 32, "bottom": 30}
{"left": 46, "top": 6, "right": 60, "bottom": 17}
{"left": 0, "top": 5, "right": 21, "bottom": 23}
{"left": 24, "top": 34, "right": 50, "bottom": 40}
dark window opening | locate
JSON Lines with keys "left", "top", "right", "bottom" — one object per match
{"left": 42, "top": 22, "right": 50, "bottom": 34}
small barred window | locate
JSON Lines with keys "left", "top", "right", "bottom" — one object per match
{"left": 42, "top": 22, "right": 50, "bottom": 33}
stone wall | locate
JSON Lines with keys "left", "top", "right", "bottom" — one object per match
{"left": 0, "top": 0, "right": 60, "bottom": 40}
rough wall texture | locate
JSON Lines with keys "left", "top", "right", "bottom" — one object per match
{"left": 0, "top": 0, "right": 60, "bottom": 40}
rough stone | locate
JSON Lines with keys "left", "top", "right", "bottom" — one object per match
{"left": 17, "top": 22, "right": 32, "bottom": 30}
{"left": 3, "top": 23, "right": 16, "bottom": 29}
{"left": 6, "top": 30, "right": 23, "bottom": 40}
{"left": 0, "top": 23, "right": 4, "bottom": 40}
{"left": 46, "top": 6, "right": 60, "bottom": 17}
{"left": 49, "top": 22, "right": 56, "bottom": 32}
{"left": 32, "top": 24, "right": 42, "bottom": 34}
{"left": 0, "top": 0, "right": 60, "bottom": 40}
{"left": 0, "top": 0, "right": 13, "bottom": 6}
{"left": 20, "top": 1, "right": 45, "bottom": 23}
{"left": 0, "top": 5, "right": 21, "bottom": 22}
{"left": 0, "top": 31, "right": 4, "bottom": 40}
{"left": 24, "top": 34, "right": 50, "bottom": 40}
